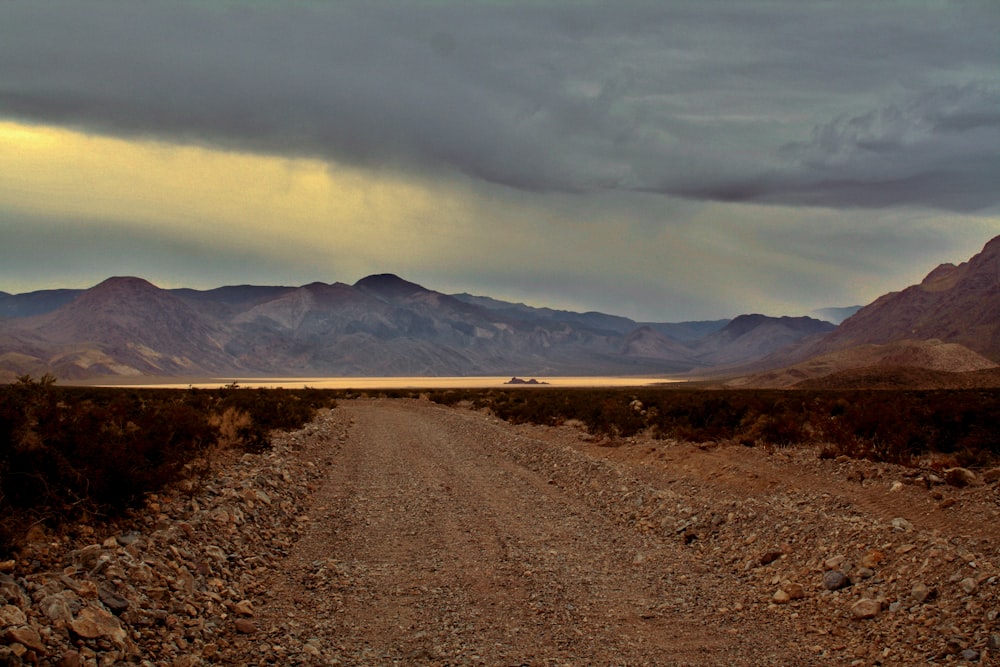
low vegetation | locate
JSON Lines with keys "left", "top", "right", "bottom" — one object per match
{"left": 0, "top": 375, "right": 334, "bottom": 556}
{"left": 4, "top": 378, "right": 998, "bottom": 558}
{"left": 423, "top": 386, "right": 1000, "bottom": 469}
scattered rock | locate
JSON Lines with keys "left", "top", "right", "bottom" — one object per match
{"left": 822, "top": 570, "right": 850, "bottom": 591}
{"left": 57, "top": 650, "right": 82, "bottom": 667}
{"left": 96, "top": 584, "right": 129, "bottom": 615}
{"left": 890, "top": 517, "right": 913, "bottom": 532}
{"left": 759, "top": 550, "right": 783, "bottom": 566}
{"left": 0, "top": 605, "right": 27, "bottom": 627}
{"left": 4, "top": 626, "right": 45, "bottom": 653}
{"left": 70, "top": 606, "right": 127, "bottom": 646}
{"left": 234, "top": 618, "right": 257, "bottom": 634}
{"left": 780, "top": 582, "right": 805, "bottom": 600}
{"left": 860, "top": 550, "right": 885, "bottom": 568}
{"left": 3, "top": 402, "right": 1000, "bottom": 665}
{"left": 958, "top": 577, "right": 979, "bottom": 594}
{"left": 910, "top": 582, "right": 935, "bottom": 604}
{"left": 850, "top": 598, "right": 881, "bottom": 619}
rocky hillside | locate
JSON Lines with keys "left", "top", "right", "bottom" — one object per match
{"left": 720, "top": 235, "right": 1000, "bottom": 387}
{"left": 729, "top": 339, "right": 1000, "bottom": 389}
{"left": 816, "top": 236, "right": 1000, "bottom": 362}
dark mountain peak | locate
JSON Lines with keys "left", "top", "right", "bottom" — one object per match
{"left": 722, "top": 314, "right": 769, "bottom": 337}
{"left": 299, "top": 281, "right": 366, "bottom": 305}
{"left": 54, "top": 277, "right": 200, "bottom": 324}
{"left": 720, "top": 314, "right": 833, "bottom": 339}
{"left": 89, "top": 276, "right": 161, "bottom": 294}
{"left": 70, "top": 277, "right": 174, "bottom": 312}
{"left": 354, "top": 274, "right": 429, "bottom": 299}
{"left": 979, "top": 234, "right": 1000, "bottom": 258}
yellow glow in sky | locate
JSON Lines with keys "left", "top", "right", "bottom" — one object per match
{"left": 0, "top": 120, "right": 474, "bottom": 274}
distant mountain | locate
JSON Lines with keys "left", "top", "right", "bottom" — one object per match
{"left": 621, "top": 326, "right": 700, "bottom": 364}
{"left": 0, "top": 288, "right": 82, "bottom": 318}
{"left": 640, "top": 320, "right": 730, "bottom": 344}
{"left": 692, "top": 314, "right": 835, "bottom": 366}
{"left": 450, "top": 293, "right": 641, "bottom": 336}
{"left": 0, "top": 277, "right": 232, "bottom": 379}
{"left": 451, "top": 292, "right": 729, "bottom": 342}
{"left": 171, "top": 284, "right": 296, "bottom": 319}
{"left": 0, "top": 273, "right": 866, "bottom": 382}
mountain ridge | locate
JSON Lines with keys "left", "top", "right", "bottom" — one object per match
{"left": 0, "top": 274, "right": 830, "bottom": 381}
{"left": 7, "top": 233, "right": 1000, "bottom": 386}
{"left": 812, "top": 236, "right": 1000, "bottom": 361}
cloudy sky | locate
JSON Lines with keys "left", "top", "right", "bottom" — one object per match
{"left": 1, "top": 1, "right": 998, "bottom": 321}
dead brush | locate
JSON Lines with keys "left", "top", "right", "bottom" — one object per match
{"left": 209, "top": 406, "right": 254, "bottom": 449}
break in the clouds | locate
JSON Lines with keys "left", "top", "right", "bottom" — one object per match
{"left": 0, "top": 1, "right": 999, "bottom": 320}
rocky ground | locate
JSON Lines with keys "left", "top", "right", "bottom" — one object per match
{"left": 1, "top": 397, "right": 999, "bottom": 665}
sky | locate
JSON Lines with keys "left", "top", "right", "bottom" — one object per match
{"left": 1, "top": 1, "right": 999, "bottom": 322}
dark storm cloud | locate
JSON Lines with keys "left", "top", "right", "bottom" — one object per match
{"left": 1, "top": 1, "right": 998, "bottom": 210}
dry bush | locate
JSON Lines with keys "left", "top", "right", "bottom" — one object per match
{"left": 209, "top": 406, "right": 254, "bottom": 449}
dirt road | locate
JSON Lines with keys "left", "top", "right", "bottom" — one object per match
{"left": 6, "top": 398, "right": 995, "bottom": 665}
{"left": 236, "top": 400, "right": 832, "bottom": 666}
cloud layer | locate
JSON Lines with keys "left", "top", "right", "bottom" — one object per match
{"left": 2, "top": 1, "right": 998, "bottom": 211}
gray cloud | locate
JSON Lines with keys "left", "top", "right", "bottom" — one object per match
{"left": 773, "top": 84, "right": 1000, "bottom": 211}
{"left": 1, "top": 1, "right": 998, "bottom": 211}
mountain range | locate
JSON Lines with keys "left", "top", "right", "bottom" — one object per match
{"left": 0, "top": 273, "right": 832, "bottom": 382}
{"left": 3, "top": 235, "right": 1000, "bottom": 386}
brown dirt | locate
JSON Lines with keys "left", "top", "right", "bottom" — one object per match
{"left": 230, "top": 399, "right": 1000, "bottom": 665}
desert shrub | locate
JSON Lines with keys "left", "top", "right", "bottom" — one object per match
{"left": 453, "top": 386, "right": 1000, "bottom": 467}
{"left": 0, "top": 378, "right": 337, "bottom": 557}
{"left": 581, "top": 395, "right": 646, "bottom": 437}
{"left": 1, "top": 383, "right": 218, "bottom": 519}
{"left": 210, "top": 406, "right": 254, "bottom": 448}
